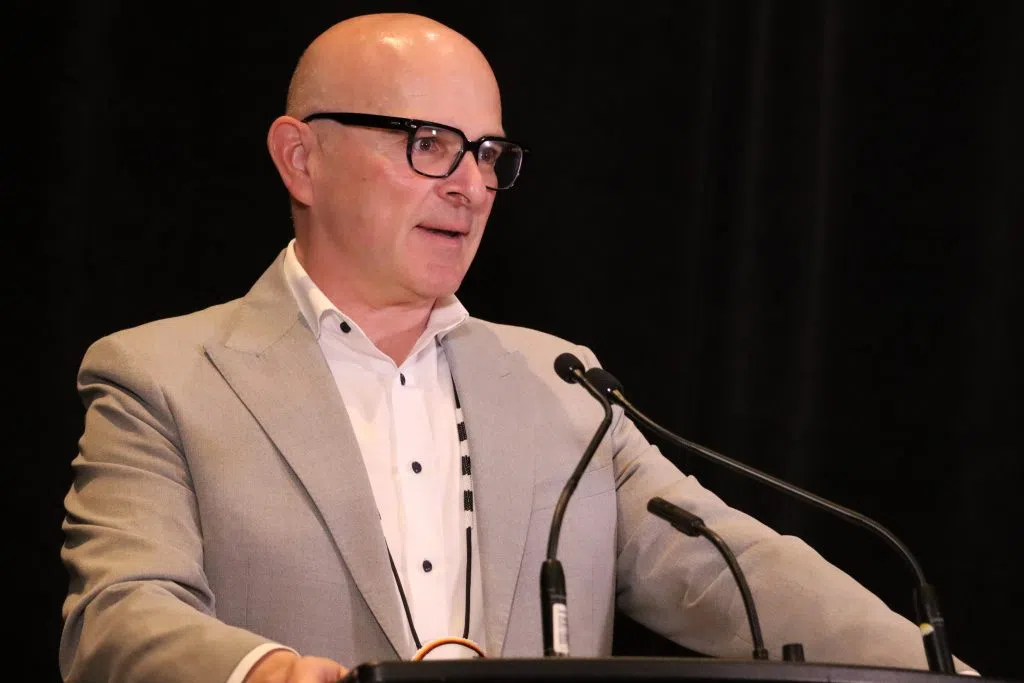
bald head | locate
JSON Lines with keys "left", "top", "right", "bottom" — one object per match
{"left": 285, "top": 13, "right": 502, "bottom": 125}
{"left": 264, "top": 12, "right": 508, "bottom": 317}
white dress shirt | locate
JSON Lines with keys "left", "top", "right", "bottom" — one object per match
{"left": 226, "top": 240, "right": 485, "bottom": 682}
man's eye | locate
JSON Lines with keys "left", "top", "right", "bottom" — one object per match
{"left": 413, "top": 138, "right": 438, "bottom": 153}
{"left": 413, "top": 133, "right": 455, "bottom": 157}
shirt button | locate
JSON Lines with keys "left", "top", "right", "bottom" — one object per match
{"left": 339, "top": 321, "right": 351, "bottom": 333}
{"left": 400, "top": 373, "right": 406, "bottom": 386}
{"left": 411, "top": 461, "right": 422, "bottom": 474}
{"left": 422, "top": 559, "right": 433, "bottom": 573}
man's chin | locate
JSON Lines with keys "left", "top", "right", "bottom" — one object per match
{"left": 410, "top": 271, "right": 466, "bottom": 302}
{"left": 415, "top": 285, "right": 461, "bottom": 305}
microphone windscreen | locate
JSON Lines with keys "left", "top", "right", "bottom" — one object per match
{"left": 554, "top": 352, "right": 584, "bottom": 384}
{"left": 585, "top": 367, "right": 623, "bottom": 396}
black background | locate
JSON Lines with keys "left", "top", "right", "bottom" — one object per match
{"left": 12, "top": 1, "right": 1023, "bottom": 679}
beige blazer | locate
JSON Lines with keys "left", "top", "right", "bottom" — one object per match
{"left": 60, "top": 250, "right": 963, "bottom": 683}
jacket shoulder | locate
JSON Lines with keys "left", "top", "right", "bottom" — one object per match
{"left": 78, "top": 299, "right": 244, "bottom": 378}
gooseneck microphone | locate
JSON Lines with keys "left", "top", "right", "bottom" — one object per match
{"left": 647, "top": 496, "right": 770, "bottom": 661}
{"left": 542, "top": 352, "right": 614, "bottom": 657}
{"left": 585, "top": 367, "right": 955, "bottom": 674}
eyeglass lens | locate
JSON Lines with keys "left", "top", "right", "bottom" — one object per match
{"left": 411, "top": 126, "right": 523, "bottom": 189}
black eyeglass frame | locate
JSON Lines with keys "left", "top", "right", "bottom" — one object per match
{"left": 301, "top": 112, "right": 529, "bottom": 190}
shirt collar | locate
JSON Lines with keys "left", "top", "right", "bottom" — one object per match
{"left": 282, "top": 239, "right": 469, "bottom": 355}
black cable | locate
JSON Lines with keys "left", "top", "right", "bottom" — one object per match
{"left": 463, "top": 526, "right": 472, "bottom": 639}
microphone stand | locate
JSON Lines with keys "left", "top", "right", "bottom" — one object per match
{"left": 647, "top": 496, "right": 770, "bottom": 661}
{"left": 586, "top": 367, "right": 955, "bottom": 674}
{"left": 542, "top": 353, "right": 614, "bottom": 656}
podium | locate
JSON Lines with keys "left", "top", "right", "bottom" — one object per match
{"left": 342, "top": 657, "right": 1019, "bottom": 683}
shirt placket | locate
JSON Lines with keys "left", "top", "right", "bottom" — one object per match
{"left": 391, "top": 365, "right": 448, "bottom": 644}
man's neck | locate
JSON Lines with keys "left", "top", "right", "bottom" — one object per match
{"left": 294, "top": 238, "right": 437, "bottom": 365}
{"left": 337, "top": 298, "right": 434, "bottom": 366}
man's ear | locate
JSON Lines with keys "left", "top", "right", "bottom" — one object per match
{"left": 267, "top": 116, "right": 315, "bottom": 206}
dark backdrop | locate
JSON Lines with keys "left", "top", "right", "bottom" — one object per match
{"left": 13, "top": 1, "right": 1023, "bottom": 680}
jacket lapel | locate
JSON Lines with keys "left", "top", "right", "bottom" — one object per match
{"left": 203, "top": 253, "right": 412, "bottom": 658}
{"left": 442, "top": 326, "right": 536, "bottom": 656}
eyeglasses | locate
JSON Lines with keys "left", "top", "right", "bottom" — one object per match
{"left": 301, "top": 112, "right": 528, "bottom": 190}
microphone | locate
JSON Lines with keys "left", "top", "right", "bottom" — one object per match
{"left": 542, "top": 352, "right": 614, "bottom": 657}
{"left": 647, "top": 496, "right": 770, "bottom": 661}
{"left": 585, "top": 367, "right": 955, "bottom": 673}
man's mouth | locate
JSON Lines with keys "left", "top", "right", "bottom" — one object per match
{"left": 419, "top": 225, "right": 465, "bottom": 239}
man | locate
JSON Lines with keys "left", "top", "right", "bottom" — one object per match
{"left": 60, "top": 13, "right": 974, "bottom": 683}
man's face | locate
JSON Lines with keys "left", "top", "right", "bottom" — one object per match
{"left": 303, "top": 61, "right": 503, "bottom": 307}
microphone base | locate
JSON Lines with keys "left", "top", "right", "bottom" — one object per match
{"left": 916, "top": 583, "right": 955, "bottom": 673}
{"left": 540, "top": 559, "right": 570, "bottom": 657}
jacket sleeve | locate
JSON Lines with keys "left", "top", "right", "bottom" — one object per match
{"left": 60, "top": 334, "right": 272, "bottom": 683}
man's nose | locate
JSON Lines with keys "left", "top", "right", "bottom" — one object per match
{"left": 440, "top": 152, "right": 490, "bottom": 206}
